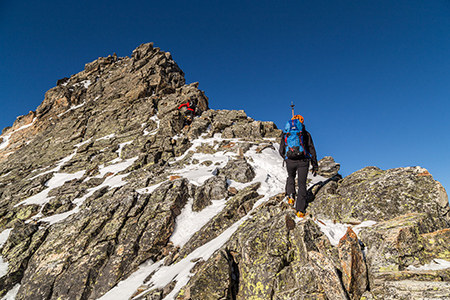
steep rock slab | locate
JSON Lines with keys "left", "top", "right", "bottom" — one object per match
{"left": 0, "top": 43, "right": 189, "bottom": 162}
{"left": 0, "top": 222, "right": 48, "bottom": 297}
{"left": 372, "top": 280, "right": 450, "bottom": 299}
{"left": 192, "top": 175, "right": 229, "bottom": 212}
{"left": 200, "top": 109, "right": 281, "bottom": 140}
{"left": 0, "top": 42, "right": 210, "bottom": 217}
{"left": 422, "top": 228, "right": 450, "bottom": 260}
{"left": 309, "top": 166, "right": 449, "bottom": 223}
{"left": 14, "top": 179, "right": 188, "bottom": 300}
{"left": 174, "top": 250, "right": 233, "bottom": 300}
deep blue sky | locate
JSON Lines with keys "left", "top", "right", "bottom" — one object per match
{"left": 1, "top": 0, "right": 449, "bottom": 193}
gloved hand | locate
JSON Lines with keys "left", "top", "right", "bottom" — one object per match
{"left": 312, "top": 166, "right": 318, "bottom": 177}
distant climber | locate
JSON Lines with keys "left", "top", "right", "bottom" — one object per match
{"left": 279, "top": 114, "right": 318, "bottom": 218}
{"left": 178, "top": 97, "right": 197, "bottom": 126}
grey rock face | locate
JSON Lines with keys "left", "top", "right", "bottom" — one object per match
{"left": 309, "top": 165, "right": 449, "bottom": 223}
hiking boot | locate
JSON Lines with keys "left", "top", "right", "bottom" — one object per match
{"left": 287, "top": 193, "right": 295, "bottom": 205}
{"left": 296, "top": 211, "right": 308, "bottom": 218}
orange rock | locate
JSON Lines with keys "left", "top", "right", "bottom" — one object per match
{"left": 338, "top": 227, "right": 367, "bottom": 299}
{"left": 228, "top": 187, "right": 238, "bottom": 194}
{"left": 417, "top": 171, "right": 431, "bottom": 176}
{"left": 222, "top": 142, "right": 236, "bottom": 148}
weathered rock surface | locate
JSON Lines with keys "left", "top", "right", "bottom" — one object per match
{"left": 309, "top": 165, "right": 449, "bottom": 223}
{"left": 0, "top": 42, "right": 449, "bottom": 300}
{"left": 219, "top": 158, "right": 256, "bottom": 183}
{"left": 192, "top": 175, "right": 229, "bottom": 212}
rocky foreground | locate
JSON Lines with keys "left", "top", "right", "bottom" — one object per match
{"left": 0, "top": 43, "right": 449, "bottom": 300}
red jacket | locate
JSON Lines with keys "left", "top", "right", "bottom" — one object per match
{"left": 178, "top": 102, "right": 195, "bottom": 112}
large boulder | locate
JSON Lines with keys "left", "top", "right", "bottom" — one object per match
{"left": 219, "top": 158, "right": 256, "bottom": 183}
{"left": 338, "top": 227, "right": 367, "bottom": 300}
{"left": 308, "top": 166, "right": 449, "bottom": 223}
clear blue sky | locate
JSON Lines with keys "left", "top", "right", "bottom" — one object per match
{"left": 1, "top": 0, "right": 449, "bottom": 193}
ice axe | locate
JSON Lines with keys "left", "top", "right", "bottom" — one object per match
{"left": 290, "top": 101, "right": 295, "bottom": 118}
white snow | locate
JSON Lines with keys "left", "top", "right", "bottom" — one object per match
{"left": 38, "top": 158, "right": 137, "bottom": 225}
{"left": 314, "top": 219, "right": 377, "bottom": 246}
{"left": 170, "top": 134, "right": 242, "bottom": 186}
{"left": 96, "top": 134, "right": 116, "bottom": 141}
{"left": 74, "top": 80, "right": 92, "bottom": 89}
{"left": 99, "top": 216, "right": 248, "bottom": 300}
{"left": 57, "top": 101, "right": 86, "bottom": 117}
{"left": 0, "top": 172, "right": 11, "bottom": 178}
{"left": 15, "top": 137, "right": 137, "bottom": 225}
{"left": 143, "top": 116, "right": 160, "bottom": 136}
{"left": 170, "top": 197, "right": 228, "bottom": 247}
{"left": 407, "top": 259, "right": 450, "bottom": 271}
{"left": 0, "top": 284, "right": 20, "bottom": 300}
{"left": 18, "top": 170, "right": 86, "bottom": 207}
{"left": 0, "top": 229, "right": 12, "bottom": 277}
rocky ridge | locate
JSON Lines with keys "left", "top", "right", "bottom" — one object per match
{"left": 0, "top": 43, "right": 448, "bottom": 300}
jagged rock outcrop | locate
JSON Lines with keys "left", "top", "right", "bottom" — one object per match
{"left": 318, "top": 156, "right": 340, "bottom": 178}
{"left": 0, "top": 42, "right": 449, "bottom": 300}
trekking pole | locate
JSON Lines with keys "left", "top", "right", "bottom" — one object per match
{"left": 290, "top": 101, "right": 295, "bottom": 118}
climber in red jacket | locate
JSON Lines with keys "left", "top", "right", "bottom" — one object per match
{"left": 178, "top": 98, "right": 196, "bottom": 125}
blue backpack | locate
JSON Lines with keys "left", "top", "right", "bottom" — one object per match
{"left": 284, "top": 119, "right": 308, "bottom": 159}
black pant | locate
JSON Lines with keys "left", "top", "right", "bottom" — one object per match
{"left": 285, "top": 159, "right": 309, "bottom": 213}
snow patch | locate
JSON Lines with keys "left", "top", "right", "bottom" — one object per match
{"left": 314, "top": 219, "right": 377, "bottom": 246}
{"left": 143, "top": 115, "right": 161, "bottom": 136}
{"left": 17, "top": 170, "right": 86, "bottom": 207}
{"left": 170, "top": 197, "right": 228, "bottom": 247}
{"left": 96, "top": 134, "right": 116, "bottom": 141}
{"left": 0, "top": 229, "right": 12, "bottom": 277}
{"left": 57, "top": 102, "right": 86, "bottom": 117}
{"left": 0, "top": 284, "right": 20, "bottom": 300}
{"left": 407, "top": 259, "right": 450, "bottom": 271}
